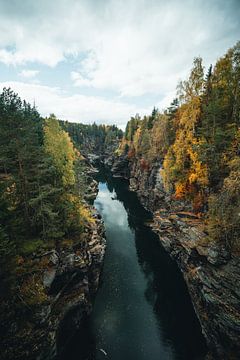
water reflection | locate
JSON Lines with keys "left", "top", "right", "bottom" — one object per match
{"left": 59, "top": 167, "right": 206, "bottom": 360}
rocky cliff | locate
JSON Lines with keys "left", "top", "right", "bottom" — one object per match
{"left": 0, "top": 189, "right": 106, "bottom": 360}
{"left": 110, "top": 154, "right": 240, "bottom": 359}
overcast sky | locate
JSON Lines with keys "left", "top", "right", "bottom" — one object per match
{"left": 0, "top": 0, "right": 240, "bottom": 128}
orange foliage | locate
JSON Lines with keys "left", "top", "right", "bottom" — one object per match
{"left": 140, "top": 158, "right": 149, "bottom": 171}
{"left": 174, "top": 183, "right": 187, "bottom": 199}
{"left": 127, "top": 148, "right": 135, "bottom": 159}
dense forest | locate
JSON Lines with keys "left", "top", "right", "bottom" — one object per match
{"left": 60, "top": 120, "right": 123, "bottom": 155}
{"left": 0, "top": 90, "right": 120, "bottom": 297}
{"left": 118, "top": 42, "right": 240, "bottom": 252}
{"left": 0, "top": 88, "right": 123, "bottom": 358}
{"left": 1, "top": 41, "right": 239, "bottom": 295}
{"left": 0, "top": 41, "right": 239, "bottom": 359}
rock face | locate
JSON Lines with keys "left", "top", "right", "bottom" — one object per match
{"left": 0, "top": 211, "right": 106, "bottom": 360}
{"left": 110, "top": 155, "right": 240, "bottom": 359}
{"left": 40, "top": 214, "right": 106, "bottom": 359}
{"left": 84, "top": 179, "right": 99, "bottom": 201}
{"left": 129, "top": 160, "right": 166, "bottom": 210}
{"left": 151, "top": 210, "right": 240, "bottom": 359}
{"left": 111, "top": 155, "right": 130, "bottom": 179}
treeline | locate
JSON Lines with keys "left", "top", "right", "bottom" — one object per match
{"left": 0, "top": 89, "right": 92, "bottom": 286}
{"left": 119, "top": 42, "right": 240, "bottom": 251}
{"left": 60, "top": 120, "right": 123, "bottom": 154}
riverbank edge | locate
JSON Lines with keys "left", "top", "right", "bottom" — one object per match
{"left": 0, "top": 174, "right": 106, "bottom": 360}
{"left": 107, "top": 154, "right": 240, "bottom": 359}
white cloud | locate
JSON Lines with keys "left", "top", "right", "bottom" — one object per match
{"left": 71, "top": 71, "right": 92, "bottom": 87}
{"left": 156, "top": 91, "right": 177, "bottom": 112}
{"left": 0, "top": 0, "right": 239, "bottom": 98}
{"left": 18, "top": 69, "right": 39, "bottom": 78}
{"left": 0, "top": 0, "right": 239, "bottom": 124}
{"left": 0, "top": 81, "right": 150, "bottom": 128}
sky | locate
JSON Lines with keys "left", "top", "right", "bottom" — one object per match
{"left": 0, "top": 0, "right": 240, "bottom": 129}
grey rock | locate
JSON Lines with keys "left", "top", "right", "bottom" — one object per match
{"left": 207, "top": 244, "right": 230, "bottom": 265}
{"left": 111, "top": 153, "right": 240, "bottom": 358}
{"left": 50, "top": 251, "right": 59, "bottom": 266}
{"left": 43, "top": 269, "right": 57, "bottom": 289}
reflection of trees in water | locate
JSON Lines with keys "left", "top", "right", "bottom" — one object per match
{"left": 94, "top": 167, "right": 206, "bottom": 359}
{"left": 94, "top": 167, "right": 114, "bottom": 194}
{"left": 96, "top": 167, "right": 152, "bottom": 230}
{"left": 134, "top": 227, "right": 206, "bottom": 359}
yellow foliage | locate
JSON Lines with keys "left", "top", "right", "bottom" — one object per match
{"left": 179, "top": 97, "right": 201, "bottom": 130}
{"left": 62, "top": 192, "right": 94, "bottom": 234}
{"left": 162, "top": 95, "right": 209, "bottom": 205}
{"left": 44, "top": 116, "right": 76, "bottom": 187}
{"left": 19, "top": 276, "right": 47, "bottom": 306}
{"left": 79, "top": 205, "right": 95, "bottom": 225}
{"left": 175, "top": 182, "right": 187, "bottom": 199}
{"left": 162, "top": 147, "right": 176, "bottom": 192}
{"left": 187, "top": 139, "right": 209, "bottom": 187}
{"left": 189, "top": 173, "right": 198, "bottom": 184}
{"left": 133, "top": 127, "right": 141, "bottom": 153}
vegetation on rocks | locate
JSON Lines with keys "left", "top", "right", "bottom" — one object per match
{"left": 60, "top": 120, "right": 123, "bottom": 155}
{"left": 0, "top": 88, "right": 108, "bottom": 359}
{"left": 118, "top": 42, "right": 240, "bottom": 252}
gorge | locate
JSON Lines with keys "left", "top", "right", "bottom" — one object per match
{"left": 1, "top": 40, "right": 240, "bottom": 360}
{"left": 59, "top": 167, "right": 207, "bottom": 360}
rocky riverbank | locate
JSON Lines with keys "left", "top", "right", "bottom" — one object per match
{"left": 0, "top": 178, "right": 106, "bottom": 360}
{"left": 110, "top": 154, "right": 240, "bottom": 359}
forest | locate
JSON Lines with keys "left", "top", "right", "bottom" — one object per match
{"left": 0, "top": 41, "right": 239, "bottom": 302}
{"left": 119, "top": 41, "right": 240, "bottom": 252}
{"left": 60, "top": 120, "right": 123, "bottom": 154}
{"left": 0, "top": 41, "right": 239, "bottom": 359}
{"left": 0, "top": 92, "right": 121, "bottom": 295}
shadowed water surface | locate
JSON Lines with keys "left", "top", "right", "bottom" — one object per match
{"left": 60, "top": 168, "right": 206, "bottom": 360}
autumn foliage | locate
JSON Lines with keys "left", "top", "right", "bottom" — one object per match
{"left": 119, "top": 42, "right": 240, "bottom": 250}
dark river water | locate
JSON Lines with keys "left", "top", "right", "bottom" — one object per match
{"left": 60, "top": 168, "right": 207, "bottom": 360}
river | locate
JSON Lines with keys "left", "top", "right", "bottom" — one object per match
{"left": 60, "top": 168, "right": 206, "bottom": 360}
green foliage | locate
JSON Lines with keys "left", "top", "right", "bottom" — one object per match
{"left": 206, "top": 128, "right": 240, "bottom": 251}
{"left": 60, "top": 120, "right": 123, "bottom": 154}
{"left": 207, "top": 155, "right": 240, "bottom": 252}
{"left": 0, "top": 88, "right": 99, "bottom": 296}
{"left": 42, "top": 115, "right": 96, "bottom": 238}
{"left": 162, "top": 43, "right": 240, "bottom": 214}
{"left": 44, "top": 115, "right": 76, "bottom": 187}
{"left": 0, "top": 226, "right": 16, "bottom": 279}
{"left": 197, "top": 43, "right": 240, "bottom": 188}
{"left": 19, "top": 238, "right": 44, "bottom": 256}
{"left": 0, "top": 88, "right": 43, "bottom": 234}
{"left": 125, "top": 115, "right": 141, "bottom": 141}
{"left": 120, "top": 111, "right": 176, "bottom": 163}
{"left": 119, "top": 42, "right": 240, "bottom": 250}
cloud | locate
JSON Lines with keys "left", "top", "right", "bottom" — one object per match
{"left": 156, "top": 91, "right": 177, "bottom": 112}
{"left": 0, "top": 0, "right": 239, "bottom": 124}
{"left": 70, "top": 0, "right": 240, "bottom": 97}
{"left": 0, "top": 0, "right": 239, "bottom": 95}
{"left": 0, "top": 81, "right": 150, "bottom": 128}
{"left": 18, "top": 69, "right": 39, "bottom": 78}
{"left": 71, "top": 71, "right": 92, "bottom": 87}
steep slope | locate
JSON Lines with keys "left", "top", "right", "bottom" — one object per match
{"left": 108, "top": 42, "right": 240, "bottom": 358}
{"left": 110, "top": 154, "right": 240, "bottom": 359}
{"left": 0, "top": 91, "right": 107, "bottom": 360}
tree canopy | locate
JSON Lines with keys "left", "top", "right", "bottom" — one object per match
{"left": 119, "top": 41, "right": 240, "bottom": 251}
